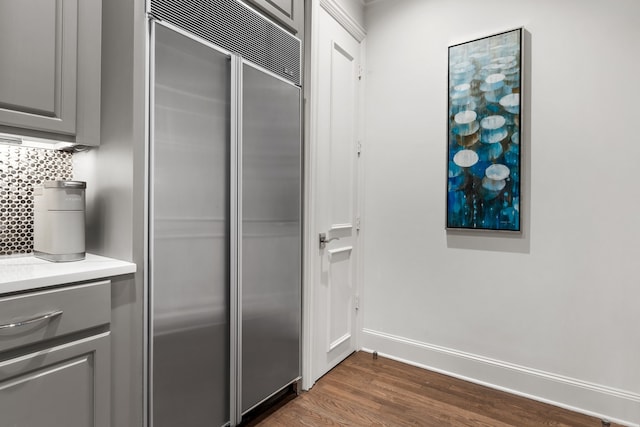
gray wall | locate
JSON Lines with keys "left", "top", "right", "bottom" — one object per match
{"left": 361, "top": 0, "right": 640, "bottom": 424}
{"left": 74, "top": 0, "right": 147, "bottom": 425}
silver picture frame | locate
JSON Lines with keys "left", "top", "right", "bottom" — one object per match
{"left": 446, "top": 27, "right": 523, "bottom": 232}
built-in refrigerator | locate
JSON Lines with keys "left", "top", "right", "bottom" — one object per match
{"left": 148, "top": 3, "right": 302, "bottom": 425}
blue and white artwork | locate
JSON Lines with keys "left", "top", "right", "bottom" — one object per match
{"left": 447, "top": 28, "right": 522, "bottom": 231}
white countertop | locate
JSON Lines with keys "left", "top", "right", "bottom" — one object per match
{"left": 0, "top": 253, "right": 137, "bottom": 295}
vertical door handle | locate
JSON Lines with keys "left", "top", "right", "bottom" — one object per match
{"left": 319, "top": 233, "right": 339, "bottom": 249}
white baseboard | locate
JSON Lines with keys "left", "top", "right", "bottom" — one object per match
{"left": 361, "top": 328, "right": 640, "bottom": 427}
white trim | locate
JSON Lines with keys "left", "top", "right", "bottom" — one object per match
{"left": 328, "top": 246, "right": 353, "bottom": 257}
{"left": 362, "top": 328, "right": 640, "bottom": 427}
{"left": 329, "top": 223, "right": 353, "bottom": 232}
{"left": 329, "top": 333, "right": 351, "bottom": 351}
{"left": 301, "top": 0, "right": 323, "bottom": 391}
{"left": 320, "top": 0, "right": 366, "bottom": 42}
{"left": 353, "top": 28, "right": 367, "bottom": 358}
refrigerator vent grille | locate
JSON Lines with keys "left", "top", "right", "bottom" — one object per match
{"left": 150, "top": 0, "right": 302, "bottom": 85}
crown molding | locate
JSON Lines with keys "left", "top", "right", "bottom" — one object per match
{"left": 319, "top": 0, "right": 366, "bottom": 42}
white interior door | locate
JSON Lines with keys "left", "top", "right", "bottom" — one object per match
{"left": 310, "top": 5, "right": 362, "bottom": 385}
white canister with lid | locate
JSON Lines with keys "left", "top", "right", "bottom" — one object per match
{"left": 33, "top": 181, "right": 86, "bottom": 262}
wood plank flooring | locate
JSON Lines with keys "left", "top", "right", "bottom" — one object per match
{"left": 242, "top": 351, "right": 621, "bottom": 426}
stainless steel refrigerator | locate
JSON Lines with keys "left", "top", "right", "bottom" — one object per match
{"left": 148, "top": 6, "right": 302, "bottom": 426}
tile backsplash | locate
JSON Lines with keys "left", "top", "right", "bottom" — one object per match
{"left": 0, "top": 145, "right": 73, "bottom": 256}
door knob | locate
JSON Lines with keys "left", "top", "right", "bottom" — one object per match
{"left": 319, "top": 232, "right": 339, "bottom": 249}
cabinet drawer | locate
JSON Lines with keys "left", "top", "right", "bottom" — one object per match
{"left": 0, "top": 281, "right": 110, "bottom": 354}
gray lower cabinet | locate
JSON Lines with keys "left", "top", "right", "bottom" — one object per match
{"left": 0, "top": 0, "right": 102, "bottom": 146}
{"left": 0, "top": 333, "right": 110, "bottom": 427}
{"left": 0, "top": 281, "right": 111, "bottom": 427}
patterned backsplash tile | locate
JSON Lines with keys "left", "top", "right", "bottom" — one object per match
{"left": 0, "top": 146, "right": 73, "bottom": 256}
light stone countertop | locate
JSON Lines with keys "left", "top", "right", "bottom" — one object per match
{"left": 0, "top": 253, "right": 137, "bottom": 295}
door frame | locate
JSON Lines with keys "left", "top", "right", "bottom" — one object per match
{"left": 302, "top": 0, "right": 366, "bottom": 391}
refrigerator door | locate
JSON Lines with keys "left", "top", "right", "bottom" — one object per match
{"left": 241, "top": 63, "right": 302, "bottom": 413}
{"left": 151, "top": 23, "right": 231, "bottom": 427}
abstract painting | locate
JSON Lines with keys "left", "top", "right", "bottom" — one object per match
{"left": 447, "top": 28, "right": 522, "bottom": 231}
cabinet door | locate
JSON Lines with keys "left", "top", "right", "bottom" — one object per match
{"left": 245, "top": 0, "right": 302, "bottom": 34}
{"left": 0, "top": 0, "right": 78, "bottom": 135}
{"left": 151, "top": 23, "right": 231, "bottom": 427}
{"left": 241, "top": 62, "right": 302, "bottom": 414}
{"left": 0, "top": 332, "right": 110, "bottom": 427}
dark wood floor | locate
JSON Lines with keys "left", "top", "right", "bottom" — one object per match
{"left": 243, "top": 351, "right": 620, "bottom": 426}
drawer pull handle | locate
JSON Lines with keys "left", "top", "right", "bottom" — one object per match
{"left": 0, "top": 310, "right": 63, "bottom": 330}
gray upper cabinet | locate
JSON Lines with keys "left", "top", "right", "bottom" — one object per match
{"left": 244, "top": 0, "right": 303, "bottom": 35}
{"left": 0, "top": 0, "right": 102, "bottom": 146}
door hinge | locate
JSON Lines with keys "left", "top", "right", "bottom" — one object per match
{"left": 356, "top": 216, "right": 361, "bottom": 231}
{"left": 355, "top": 296, "right": 360, "bottom": 311}
{"left": 357, "top": 141, "right": 362, "bottom": 157}
{"left": 358, "top": 65, "right": 363, "bottom": 81}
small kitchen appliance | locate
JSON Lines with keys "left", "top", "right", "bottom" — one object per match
{"left": 33, "top": 180, "right": 86, "bottom": 262}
